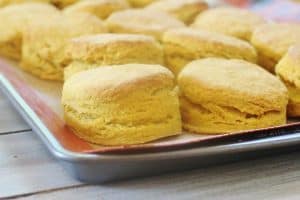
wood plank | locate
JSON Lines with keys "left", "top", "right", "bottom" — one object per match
{"left": 0, "top": 90, "right": 30, "bottom": 134}
{"left": 0, "top": 132, "right": 82, "bottom": 199}
{"left": 15, "top": 150, "right": 300, "bottom": 200}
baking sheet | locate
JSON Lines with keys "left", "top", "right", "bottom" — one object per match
{"left": 1, "top": 58, "right": 300, "bottom": 154}
{"left": 1, "top": 0, "right": 300, "bottom": 183}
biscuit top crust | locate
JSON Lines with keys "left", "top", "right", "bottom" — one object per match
{"left": 63, "top": 64, "right": 174, "bottom": 101}
{"left": 24, "top": 12, "right": 107, "bottom": 42}
{"left": 0, "top": 2, "right": 59, "bottom": 40}
{"left": 0, "top": 2, "right": 56, "bottom": 12}
{"left": 67, "top": 33, "right": 162, "bottom": 62}
{"left": 178, "top": 58, "right": 288, "bottom": 113}
{"left": 192, "top": 7, "right": 265, "bottom": 39}
{"left": 65, "top": 0, "right": 129, "bottom": 8}
{"left": 164, "top": 28, "right": 252, "bottom": 46}
{"left": 106, "top": 9, "right": 185, "bottom": 32}
{"left": 163, "top": 28, "right": 256, "bottom": 58}
{"left": 194, "top": 6, "right": 263, "bottom": 20}
{"left": 251, "top": 23, "right": 300, "bottom": 60}
{"left": 0, "top": 2, "right": 59, "bottom": 24}
{"left": 146, "top": 0, "right": 208, "bottom": 11}
{"left": 63, "top": 0, "right": 130, "bottom": 19}
{"left": 62, "top": 12, "right": 108, "bottom": 35}
{"left": 70, "top": 33, "right": 157, "bottom": 47}
{"left": 0, "top": 0, "right": 51, "bottom": 7}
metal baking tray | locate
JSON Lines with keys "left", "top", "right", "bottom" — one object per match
{"left": 1, "top": 58, "right": 300, "bottom": 183}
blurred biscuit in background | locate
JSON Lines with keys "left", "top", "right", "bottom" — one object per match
{"left": 191, "top": 7, "right": 266, "bottom": 41}
{"left": 163, "top": 28, "right": 257, "bottom": 75}
{"left": 106, "top": 9, "right": 185, "bottom": 41}
{"left": 276, "top": 44, "right": 300, "bottom": 117}
{"left": 0, "top": 0, "right": 79, "bottom": 8}
{"left": 63, "top": 0, "right": 129, "bottom": 20}
{"left": 251, "top": 23, "right": 300, "bottom": 72}
{"left": 0, "top": 3, "right": 59, "bottom": 60}
{"left": 65, "top": 33, "right": 164, "bottom": 79}
{"left": 146, "top": 0, "right": 208, "bottom": 24}
{"left": 20, "top": 12, "right": 107, "bottom": 81}
{"left": 0, "top": 0, "right": 50, "bottom": 7}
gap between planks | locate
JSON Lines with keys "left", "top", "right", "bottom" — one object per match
{"left": 0, "top": 129, "right": 32, "bottom": 136}
{"left": 3, "top": 185, "right": 88, "bottom": 200}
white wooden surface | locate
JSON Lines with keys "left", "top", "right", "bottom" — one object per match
{"left": 2, "top": 90, "right": 300, "bottom": 200}
{"left": 0, "top": 92, "right": 30, "bottom": 134}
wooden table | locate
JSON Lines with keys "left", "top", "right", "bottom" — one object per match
{"left": 1, "top": 90, "right": 300, "bottom": 200}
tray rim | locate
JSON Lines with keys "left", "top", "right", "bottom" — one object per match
{"left": 2, "top": 73, "right": 300, "bottom": 164}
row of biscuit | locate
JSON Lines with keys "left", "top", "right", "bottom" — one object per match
{"left": 61, "top": 57, "right": 288, "bottom": 145}
{"left": 0, "top": 1, "right": 299, "bottom": 146}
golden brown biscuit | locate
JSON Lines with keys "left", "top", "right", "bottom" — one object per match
{"left": 251, "top": 23, "right": 300, "bottom": 72}
{"left": 126, "top": 0, "right": 156, "bottom": 7}
{"left": 163, "top": 28, "right": 257, "bottom": 75}
{"left": 146, "top": 0, "right": 208, "bottom": 24}
{"left": 276, "top": 44, "right": 300, "bottom": 117}
{"left": 63, "top": 0, "right": 129, "bottom": 19}
{"left": 191, "top": 7, "right": 266, "bottom": 41}
{"left": 65, "top": 33, "right": 164, "bottom": 79}
{"left": 178, "top": 58, "right": 288, "bottom": 134}
{"left": 106, "top": 9, "right": 185, "bottom": 41}
{"left": 62, "top": 64, "right": 182, "bottom": 145}
{"left": 0, "top": 3, "right": 59, "bottom": 60}
{"left": 20, "top": 12, "right": 107, "bottom": 81}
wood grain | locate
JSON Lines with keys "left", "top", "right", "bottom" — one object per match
{"left": 1, "top": 129, "right": 300, "bottom": 200}
{"left": 0, "top": 132, "right": 82, "bottom": 199}
{"left": 14, "top": 150, "right": 300, "bottom": 200}
{"left": 0, "top": 90, "right": 30, "bottom": 134}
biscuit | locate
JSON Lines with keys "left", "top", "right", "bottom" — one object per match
{"left": 20, "top": 12, "right": 107, "bottom": 81}
{"left": 276, "top": 45, "right": 300, "bottom": 117}
{"left": 62, "top": 64, "right": 182, "bottom": 145}
{"left": 146, "top": 0, "right": 208, "bottom": 24}
{"left": 106, "top": 9, "right": 185, "bottom": 41}
{"left": 63, "top": 0, "right": 129, "bottom": 20}
{"left": 163, "top": 28, "right": 257, "bottom": 75}
{"left": 0, "top": 3, "right": 59, "bottom": 60}
{"left": 126, "top": 0, "right": 156, "bottom": 7}
{"left": 178, "top": 58, "right": 288, "bottom": 134}
{"left": 65, "top": 33, "right": 164, "bottom": 79}
{"left": 251, "top": 23, "right": 300, "bottom": 72}
{"left": 191, "top": 7, "right": 266, "bottom": 41}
